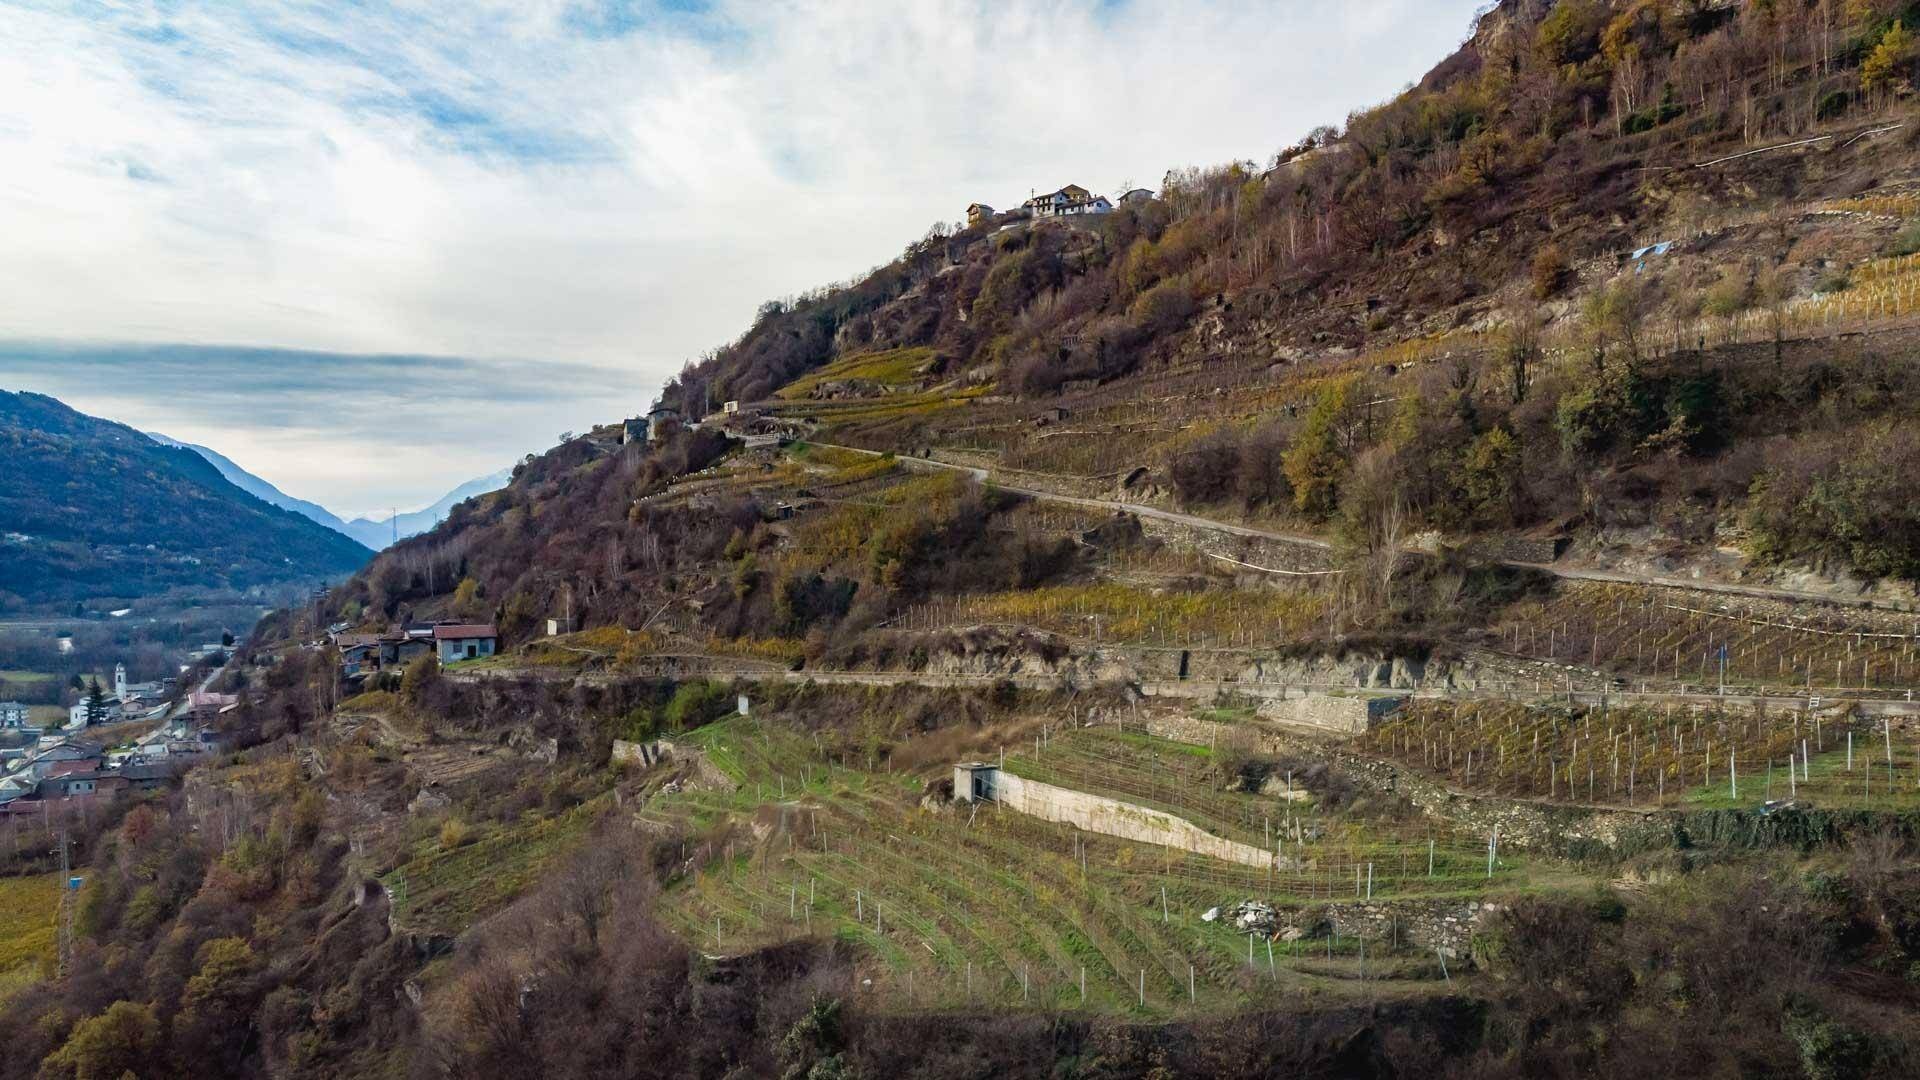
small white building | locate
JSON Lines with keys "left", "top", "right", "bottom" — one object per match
{"left": 0, "top": 703, "right": 27, "bottom": 730}
{"left": 434, "top": 624, "right": 499, "bottom": 663}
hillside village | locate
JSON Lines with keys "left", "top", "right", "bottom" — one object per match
{"left": 17, "top": 2, "right": 1920, "bottom": 1077}
{"left": 0, "top": 659, "right": 232, "bottom": 819}
{"left": 965, "top": 182, "right": 1151, "bottom": 231}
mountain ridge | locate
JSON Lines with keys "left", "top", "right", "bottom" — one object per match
{"left": 341, "top": 467, "right": 516, "bottom": 550}
{"left": 148, "top": 432, "right": 514, "bottom": 552}
{"left": 0, "top": 390, "right": 372, "bottom": 608}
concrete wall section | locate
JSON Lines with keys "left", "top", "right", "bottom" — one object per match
{"left": 985, "top": 770, "right": 1275, "bottom": 870}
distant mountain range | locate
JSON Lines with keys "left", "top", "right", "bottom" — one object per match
{"left": 0, "top": 391, "right": 372, "bottom": 608}
{"left": 149, "top": 432, "right": 512, "bottom": 551}
{"left": 339, "top": 469, "right": 515, "bottom": 550}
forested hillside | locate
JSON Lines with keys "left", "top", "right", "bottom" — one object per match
{"left": 648, "top": 0, "right": 1920, "bottom": 594}
{"left": 0, "top": 391, "right": 372, "bottom": 609}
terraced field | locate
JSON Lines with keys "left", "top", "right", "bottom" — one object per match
{"left": 1492, "top": 582, "right": 1920, "bottom": 691}
{"left": 382, "top": 798, "right": 604, "bottom": 936}
{"left": 1360, "top": 698, "right": 1920, "bottom": 810}
{"left": 908, "top": 584, "right": 1329, "bottom": 650}
{"left": 642, "top": 719, "right": 1517, "bottom": 1015}
{"left": 0, "top": 873, "right": 61, "bottom": 987}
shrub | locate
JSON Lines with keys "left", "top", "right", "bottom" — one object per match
{"left": 663, "top": 681, "right": 733, "bottom": 733}
{"left": 1747, "top": 425, "right": 1920, "bottom": 580}
{"left": 1701, "top": 270, "right": 1752, "bottom": 318}
{"left": 1170, "top": 429, "right": 1242, "bottom": 507}
{"left": 1128, "top": 279, "right": 1197, "bottom": 336}
{"left": 400, "top": 654, "right": 441, "bottom": 705}
{"left": 438, "top": 818, "right": 473, "bottom": 851}
{"left": 41, "top": 1001, "right": 160, "bottom": 1080}
{"left": 1891, "top": 218, "right": 1920, "bottom": 257}
{"left": 1530, "top": 245, "right": 1570, "bottom": 300}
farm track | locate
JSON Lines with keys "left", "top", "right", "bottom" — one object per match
{"left": 811, "top": 442, "right": 1914, "bottom": 613}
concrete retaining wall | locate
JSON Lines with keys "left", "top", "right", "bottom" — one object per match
{"left": 966, "top": 766, "right": 1274, "bottom": 869}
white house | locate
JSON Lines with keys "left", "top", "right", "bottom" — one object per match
{"left": 434, "top": 624, "right": 499, "bottom": 663}
{"left": 1023, "top": 185, "right": 1112, "bottom": 219}
{"left": 0, "top": 703, "right": 27, "bottom": 729}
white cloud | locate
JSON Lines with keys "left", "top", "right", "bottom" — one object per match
{"left": 0, "top": 0, "right": 1486, "bottom": 507}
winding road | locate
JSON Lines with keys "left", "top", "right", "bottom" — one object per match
{"left": 813, "top": 443, "right": 1908, "bottom": 612}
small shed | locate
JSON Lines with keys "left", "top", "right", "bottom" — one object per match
{"left": 953, "top": 762, "right": 1001, "bottom": 804}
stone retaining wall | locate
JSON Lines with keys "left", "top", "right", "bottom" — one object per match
{"left": 1135, "top": 515, "right": 1337, "bottom": 574}
{"left": 1317, "top": 898, "right": 1498, "bottom": 960}
{"left": 1112, "top": 712, "right": 1666, "bottom": 855}
{"left": 1258, "top": 693, "right": 1405, "bottom": 734}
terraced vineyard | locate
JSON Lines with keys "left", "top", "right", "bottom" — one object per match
{"left": 904, "top": 584, "right": 1328, "bottom": 650}
{"left": 1003, "top": 729, "right": 1516, "bottom": 899}
{"left": 1359, "top": 698, "right": 1920, "bottom": 810}
{"left": 1493, "top": 582, "right": 1920, "bottom": 691}
{"left": 641, "top": 719, "right": 1517, "bottom": 1015}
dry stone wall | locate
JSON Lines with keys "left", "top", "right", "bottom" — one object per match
{"left": 1258, "top": 693, "right": 1405, "bottom": 734}
{"left": 1317, "top": 898, "right": 1498, "bottom": 960}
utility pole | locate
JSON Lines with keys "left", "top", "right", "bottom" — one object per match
{"left": 55, "top": 832, "right": 74, "bottom": 980}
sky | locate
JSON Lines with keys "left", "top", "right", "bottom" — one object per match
{"left": 0, "top": 0, "right": 1488, "bottom": 516}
